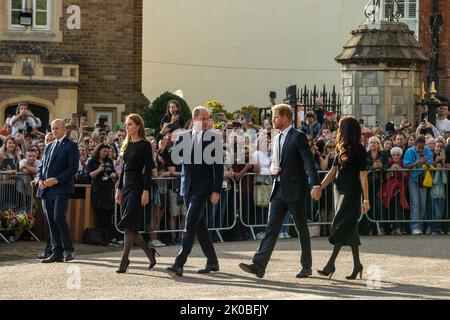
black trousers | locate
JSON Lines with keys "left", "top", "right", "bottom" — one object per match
{"left": 94, "top": 207, "right": 114, "bottom": 245}
{"left": 42, "top": 190, "right": 73, "bottom": 255}
{"left": 174, "top": 193, "right": 218, "bottom": 267}
{"left": 253, "top": 183, "right": 312, "bottom": 270}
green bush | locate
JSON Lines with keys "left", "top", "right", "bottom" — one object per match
{"left": 143, "top": 92, "right": 191, "bottom": 135}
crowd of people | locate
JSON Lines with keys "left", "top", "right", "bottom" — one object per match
{"left": 1, "top": 98, "right": 450, "bottom": 247}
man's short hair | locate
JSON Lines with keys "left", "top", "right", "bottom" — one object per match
{"left": 192, "top": 106, "right": 208, "bottom": 118}
{"left": 271, "top": 104, "right": 293, "bottom": 120}
{"left": 305, "top": 111, "right": 315, "bottom": 119}
{"left": 415, "top": 136, "right": 426, "bottom": 146}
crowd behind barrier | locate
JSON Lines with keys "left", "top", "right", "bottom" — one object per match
{"left": 2, "top": 99, "right": 450, "bottom": 245}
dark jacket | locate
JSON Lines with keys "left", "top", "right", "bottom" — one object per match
{"left": 170, "top": 129, "right": 224, "bottom": 197}
{"left": 272, "top": 128, "right": 321, "bottom": 202}
{"left": 36, "top": 136, "right": 80, "bottom": 198}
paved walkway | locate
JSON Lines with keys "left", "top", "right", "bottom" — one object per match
{"left": 1, "top": 236, "right": 449, "bottom": 300}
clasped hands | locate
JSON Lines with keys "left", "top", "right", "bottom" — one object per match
{"left": 271, "top": 166, "right": 322, "bottom": 201}
{"left": 38, "top": 178, "right": 59, "bottom": 190}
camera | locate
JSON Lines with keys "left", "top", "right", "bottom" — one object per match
{"left": 103, "top": 161, "right": 114, "bottom": 176}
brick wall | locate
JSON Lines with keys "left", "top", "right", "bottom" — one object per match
{"left": 419, "top": 0, "right": 450, "bottom": 98}
{"left": 0, "top": 0, "right": 148, "bottom": 113}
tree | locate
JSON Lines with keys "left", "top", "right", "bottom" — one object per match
{"left": 205, "top": 100, "right": 234, "bottom": 121}
{"left": 233, "top": 105, "right": 260, "bottom": 125}
{"left": 143, "top": 92, "right": 191, "bottom": 134}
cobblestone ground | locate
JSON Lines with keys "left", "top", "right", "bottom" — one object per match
{"left": 1, "top": 236, "right": 449, "bottom": 300}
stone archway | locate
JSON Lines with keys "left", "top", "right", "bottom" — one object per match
{"left": 0, "top": 96, "right": 56, "bottom": 128}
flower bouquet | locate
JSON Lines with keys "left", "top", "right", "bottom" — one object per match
{"left": 0, "top": 210, "right": 34, "bottom": 230}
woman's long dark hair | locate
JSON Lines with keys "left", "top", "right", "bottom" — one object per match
{"left": 336, "top": 116, "right": 362, "bottom": 168}
{"left": 165, "top": 100, "right": 181, "bottom": 116}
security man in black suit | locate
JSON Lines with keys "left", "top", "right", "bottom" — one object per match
{"left": 239, "top": 104, "right": 322, "bottom": 279}
{"left": 166, "top": 107, "right": 224, "bottom": 276}
{"left": 36, "top": 119, "right": 80, "bottom": 263}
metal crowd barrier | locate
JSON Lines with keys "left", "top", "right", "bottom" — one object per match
{"left": 239, "top": 169, "right": 450, "bottom": 238}
{"left": 113, "top": 168, "right": 450, "bottom": 243}
{"left": 365, "top": 168, "right": 450, "bottom": 235}
{"left": 238, "top": 172, "right": 337, "bottom": 240}
{"left": 0, "top": 172, "right": 39, "bottom": 243}
{"left": 114, "top": 177, "right": 238, "bottom": 242}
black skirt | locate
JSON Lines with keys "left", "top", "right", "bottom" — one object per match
{"left": 118, "top": 172, "right": 145, "bottom": 232}
{"left": 329, "top": 171, "right": 362, "bottom": 247}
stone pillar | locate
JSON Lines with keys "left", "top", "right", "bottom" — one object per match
{"left": 337, "top": 22, "right": 428, "bottom": 128}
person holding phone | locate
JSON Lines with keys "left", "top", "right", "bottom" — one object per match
{"left": 416, "top": 119, "right": 440, "bottom": 138}
{"left": 160, "top": 100, "right": 185, "bottom": 134}
{"left": 0, "top": 137, "right": 21, "bottom": 172}
{"left": 403, "top": 136, "right": 433, "bottom": 235}
{"left": 10, "top": 103, "right": 42, "bottom": 137}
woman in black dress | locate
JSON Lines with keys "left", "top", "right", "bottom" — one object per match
{"left": 115, "top": 114, "right": 158, "bottom": 273}
{"left": 317, "top": 116, "right": 370, "bottom": 280}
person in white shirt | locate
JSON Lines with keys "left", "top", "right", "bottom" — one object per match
{"left": 10, "top": 103, "right": 42, "bottom": 137}
{"left": 436, "top": 104, "right": 450, "bottom": 137}
{"left": 20, "top": 149, "right": 42, "bottom": 176}
{"left": 18, "top": 149, "right": 42, "bottom": 204}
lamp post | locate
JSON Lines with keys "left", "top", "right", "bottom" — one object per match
{"left": 427, "top": 0, "right": 443, "bottom": 89}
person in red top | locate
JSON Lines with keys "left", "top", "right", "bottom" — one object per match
{"left": 377, "top": 147, "right": 409, "bottom": 236}
{"left": 0, "top": 118, "right": 12, "bottom": 137}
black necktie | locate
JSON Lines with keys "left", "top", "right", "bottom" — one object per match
{"left": 45, "top": 141, "right": 60, "bottom": 176}
{"left": 278, "top": 133, "right": 283, "bottom": 165}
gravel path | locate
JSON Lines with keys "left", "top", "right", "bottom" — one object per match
{"left": 1, "top": 236, "right": 449, "bottom": 300}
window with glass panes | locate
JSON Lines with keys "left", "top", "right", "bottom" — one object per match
{"left": 9, "top": 0, "right": 26, "bottom": 28}
{"left": 8, "top": 0, "right": 51, "bottom": 30}
{"left": 384, "top": 0, "right": 419, "bottom": 37}
{"left": 33, "top": 0, "right": 51, "bottom": 29}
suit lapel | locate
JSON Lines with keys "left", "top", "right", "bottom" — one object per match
{"left": 280, "top": 128, "right": 293, "bottom": 165}
{"left": 48, "top": 137, "right": 66, "bottom": 166}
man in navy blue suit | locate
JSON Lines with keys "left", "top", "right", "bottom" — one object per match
{"left": 166, "top": 107, "right": 224, "bottom": 276}
{"left": 239, "top": 104, "right": 322, "bottom": 279}
{"left": 36, "top": 119, "right": 80, "bottom": 263}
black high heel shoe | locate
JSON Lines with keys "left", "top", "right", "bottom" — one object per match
{"left": 116, "top": 258, "right": 130, "bottom": 274}
{"left": 346, "top": 264, "right": 363, "bottom": 280}
{"left": 317, "top": 265, "right": 336, "bottom": 280}
{"left": 149, "top": 248, "right": 160, "bottom": 270}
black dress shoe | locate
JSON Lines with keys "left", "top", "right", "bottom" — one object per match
{"left": 198, "top": 264, "right": 220, "bottom": 274}
{"left": 41, "top": 254, "right": 64, "bottom": 264}
{"left": 64, "top": 252, "right": 75, "bottom": 262}
{"left": 296, "top": 268, "right": 312, "bottom": 278}
{"left": 38, "top": 251, "right": 52, "bottom": 260}
{"left": 166, "top": 265, "right": 183, "bottom": 277}
{"left": 239, "top": 263, "right": 265, "bottom": 279}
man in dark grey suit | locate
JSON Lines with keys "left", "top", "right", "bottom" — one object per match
{"left": 239, "top": 104, "right": 322, "bottom": 279}
{"left": 36, "top": 119, "right": 80, "bottom": 263}
{"left": 166, "top": 107, "right": 224, "bottom": 276}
